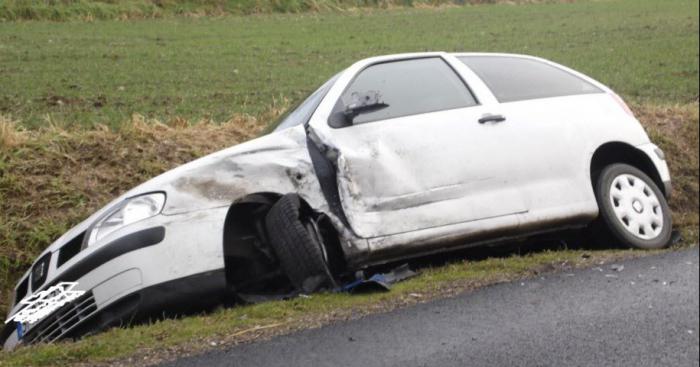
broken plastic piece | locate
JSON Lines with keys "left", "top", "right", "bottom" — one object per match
{"left": 341, "top": 264, "right": 417, "bottom": 294}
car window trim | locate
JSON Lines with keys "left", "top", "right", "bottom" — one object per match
{"left": 489, "top": 90, "right": 606, "bottom": 105}
{"left": 327, "top": 56, "right": 481, "bottom": 129}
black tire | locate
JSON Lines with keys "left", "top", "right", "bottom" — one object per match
{"left": 592, "top": 163, "right": 672, "bottom": 249}
{"left": 265, "top": 194, "right": 334, "bottom": 293}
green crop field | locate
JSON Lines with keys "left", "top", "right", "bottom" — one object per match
{"left": 0, "top": 1, "right": 698, "bottom": 365}
{"left": 0, "top": 0, "right": 698, "bottom": 129}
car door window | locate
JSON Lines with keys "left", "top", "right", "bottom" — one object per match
{"left": 333, "top": 58, "right": 478, "bottom": 125}
{"left": 459, "top": 56, "right": 603, "bottom": 103}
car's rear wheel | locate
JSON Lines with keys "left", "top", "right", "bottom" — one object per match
{"left": 592, "top": 163, "right": 672, "bottom": 249}
{"left": 264, "top": 194, "right": 335, "bottom": 293}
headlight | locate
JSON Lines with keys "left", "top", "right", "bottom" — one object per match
{"left": 85, "top": 193, "right": 166, "bottom": 247}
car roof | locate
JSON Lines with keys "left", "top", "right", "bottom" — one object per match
{"left": 357, "top": 52, "right": 543, "bottom": 62}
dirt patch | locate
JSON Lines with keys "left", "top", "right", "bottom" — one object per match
{"left": 41, "top": 94, "right": 110, "bottom": 109}
{"left": 43, "top": 95, "right": 83, "bottom": 107}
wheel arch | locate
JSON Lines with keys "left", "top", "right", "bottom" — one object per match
{"left": 590, "top": 142, "right": 667, "bottom": 197}
{"left": 222, "top": 192, "right": 344, "bottom": 292}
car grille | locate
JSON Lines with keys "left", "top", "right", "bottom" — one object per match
{"left": 30, "top": 253, "right": 51, "bottom": 291}
{"left": 23, "top": 291, "right": 97, "bottom": 344}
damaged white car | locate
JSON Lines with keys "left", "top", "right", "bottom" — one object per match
{"left": 3, "top": 52, "right": 673, "bottom": 350}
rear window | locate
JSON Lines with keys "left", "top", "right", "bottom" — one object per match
{"left": 459, "top": 56, "right": 603, "bottom": 103}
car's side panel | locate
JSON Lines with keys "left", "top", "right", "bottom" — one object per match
{"left": 453, "top": 56, "right": 655, "bottom": 242}
{"left": 490, "top": 95, "right": 603, "bottom": 218}
{"left": 359, "top": 67, "right": 663, "bottom": 269}
{"left": 366, "top": 212, "right": 521, "bottom": 265}
{"left": 330, "top": 106, "right": 529, "bottom": 238}
{"left": 342, "top": 55, "right": 656, "bottom": 265}
{"left": 309, "top": 54, "right": 533, "bottom": 239}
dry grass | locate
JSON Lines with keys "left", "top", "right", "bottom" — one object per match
{"left": 0, "top": 102, "right": 697, "bottom": 318}
{"left": 633, "top": 103, "right": 699, "bottom": 222}
{"left": 0, "top": 116, "right": 25, "bottom": 151}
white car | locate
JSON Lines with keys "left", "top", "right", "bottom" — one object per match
{"left": 2, "top": 52, "right": 672, "bottom": 350}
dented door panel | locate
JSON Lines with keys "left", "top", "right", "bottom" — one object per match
{"left": 327, "top": 107, "right": 529, "bottom": 238}
{"left": 307, "top": 54, "right": 530, "bottom": 239}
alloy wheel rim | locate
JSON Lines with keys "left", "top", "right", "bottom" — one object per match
{"left": 609, "top": 173, "right": 663, "bottom": 240}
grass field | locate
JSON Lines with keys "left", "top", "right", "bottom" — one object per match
{"left": 1, "top": 0, "right": 698, "bottom": 129}
{"left": 0, "top": 0, "right": 539, "bottom": 21}
{"left": 0, "top": 0, "right": 698, "bottom": 365}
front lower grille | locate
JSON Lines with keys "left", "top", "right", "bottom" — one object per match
{"left": 57, "top": 232, "right": 85, "bottom": 268}
{"left": 23, "top": 291, "right": 97, "bottom": 344}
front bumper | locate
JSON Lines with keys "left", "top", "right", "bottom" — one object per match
{"left": 636, "top": 142, "right": 672, "bottom": 198}
{"left": 2, "top": 207, "right": 229, "bottom": 350}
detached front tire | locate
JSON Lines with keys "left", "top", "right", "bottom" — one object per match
{"left": 593, "top": 163, "right": 672, "bottom": 249}
{"left": 265, "top": 194, "right": 335, "bottom": 293}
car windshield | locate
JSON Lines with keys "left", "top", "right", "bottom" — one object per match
{"left": 272, "top": 72, "right": 341, "bottom": 132}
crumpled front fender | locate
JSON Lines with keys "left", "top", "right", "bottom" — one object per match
{"left": 124, "top": 126, "right": 329, "bottom": 215}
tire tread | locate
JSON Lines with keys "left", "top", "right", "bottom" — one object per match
{"left": 265, "top": 194, "right": 330, "bottom": 291}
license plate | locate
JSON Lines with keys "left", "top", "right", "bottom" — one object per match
{"left": 15, "top": 322, "right": 24, "bottom": 339}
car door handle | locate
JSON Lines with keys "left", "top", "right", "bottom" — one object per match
{"left": 478, "top": 114, "right": 506, "bottom": 124}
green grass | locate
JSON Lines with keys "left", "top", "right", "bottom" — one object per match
{"left": 0, "top": 0, "right": 698, "bottom": 129}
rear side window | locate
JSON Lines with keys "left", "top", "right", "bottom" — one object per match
{"left": 459, "top": 56, "right": 603, "bottom": 103}
{"left": 336, "top": 58, "right": 477, "bottom": 125}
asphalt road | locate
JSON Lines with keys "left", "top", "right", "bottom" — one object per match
{"left": 163, "top": 248, "right": 699, "bottom": 367}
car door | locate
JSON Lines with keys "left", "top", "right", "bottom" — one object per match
{"left": 457, "top": 55, "right": 607, "bottom": 224}
{"left": 308, "top": 55, "right": 528, "bottom": 239}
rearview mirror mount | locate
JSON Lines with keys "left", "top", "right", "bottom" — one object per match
{"left": 328, "top": 90, "right": 389, "bottom": 128}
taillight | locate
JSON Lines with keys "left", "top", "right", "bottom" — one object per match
{"left": 611, "top": 93, "right": 634, "bottom": 117}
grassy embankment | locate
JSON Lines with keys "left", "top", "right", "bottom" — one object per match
{"left": 1, "top": 0, "right": 570, "bottom": 21}
{"left": 0, "top": 0, "right": 697, "bottom": 365}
